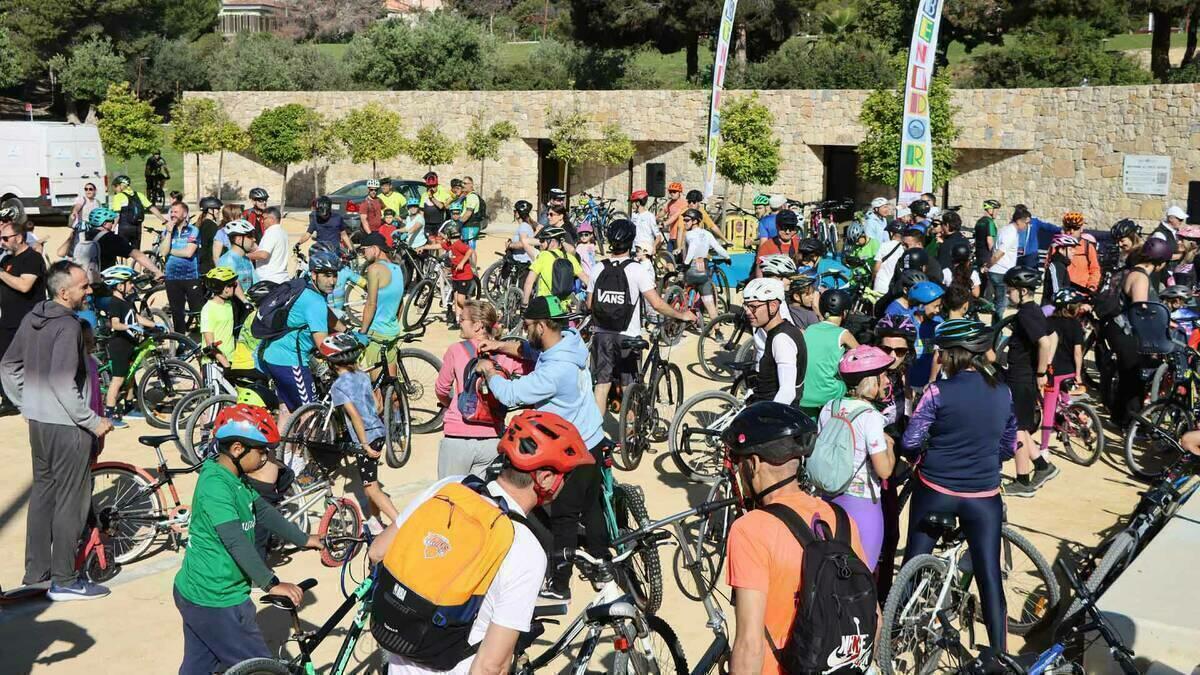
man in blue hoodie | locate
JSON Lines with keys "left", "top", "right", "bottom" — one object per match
{"left": 475, "top": 295, "right": 607, "bottom": 601}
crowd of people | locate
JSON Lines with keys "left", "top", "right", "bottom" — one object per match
{"left": 3, "top": 167, "right": 1198, "bottom": 674}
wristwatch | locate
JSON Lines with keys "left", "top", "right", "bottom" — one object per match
{"left": 1037, "top": 371, "right": 1047, "bottom": 377}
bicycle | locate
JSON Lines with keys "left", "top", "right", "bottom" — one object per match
{"left": 615, "top": 327, "right": 685, "bottom": 471}
{"left": 596, "top": 444, "right": 663, "bottom": 615}
{"left": 1124, "top": 344, "right": 1200, "bottom": 479}
{"left": 667, "top": 367, "right": 752, "bottom": 482}
{"left": 401, "top": 250, "right": 480, "bottom": 330}
{"left": 878, "top": 512, "right": 1062, "bottom": 675}
{"left": 694, "top": 305, "right": 755, "bottom": 383}
{"left": 661, "top": 261, "right": 731, "bottom": 346}
{"left": 93, "top": 326, "right": 203, "bottom": 429}
{"left": 480, "top": 249, "right": 530, "bottom": 305}
{"left": 1041, "top": 377, "right": 1106, "bottom": 466}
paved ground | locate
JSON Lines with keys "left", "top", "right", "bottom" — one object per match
{"left": 0, "top": 218, "right": 1149, "bottom": 673}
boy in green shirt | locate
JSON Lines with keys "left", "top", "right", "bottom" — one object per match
{"left": 174, "top": 404, "right": 323, "bottom": 675}
{"left": 200, "top": 267, "right": 239, "bottom": 368}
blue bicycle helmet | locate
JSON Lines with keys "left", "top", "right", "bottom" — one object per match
{"left": 309, "top": 249, "right": 343, "bottom": 274}
{"left": 908, "top": 280, "right": 945, "bottom": 304}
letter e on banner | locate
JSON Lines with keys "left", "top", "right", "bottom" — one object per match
{"left": 918, "top": 16, "right": 935, "bottom": 42}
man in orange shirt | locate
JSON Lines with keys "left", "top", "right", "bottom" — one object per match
{"left": 660, "top": 181, "right": 687, "bottom": 243}
{"left": 1062, "top": 211, "right": 1100, "bottom": 291}
{"left": 724, "top": 402, "right": 871, "bottom": 675}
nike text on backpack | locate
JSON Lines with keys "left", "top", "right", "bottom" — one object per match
{"left": 807, "top": 399, "right": 874, "bottom": 498}
{"left": 251, "top": 278, "right": 309, "bottom": 341}
{"left": 548, "top": 250, "right": 576, "bottom": 299}
{"left": 758, "top": 503, "right": 877, "bottom": 674}
{"left": 371, "top": 476, "right": 522, "bottom": 670}
{"left": 591, "top": 258, "right": 637, "bottom": 331}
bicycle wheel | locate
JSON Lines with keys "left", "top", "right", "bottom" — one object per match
{"left": 343, "top": 280, "right": 368, "bottom": 329}
{"left": 1147, "top": 362, "right": 1172, "bottom": 405}
{"left": 612, "top": 614, "right": 689, "bottom": 675}
{"left": 481, "top": 259, "right": 505, "bottom": 303}
{"left": 401, "top": 278, "right": 436, "bottom": 330}
{"left": 711, "top": 265, "right": 731, "bottom": 309}
{"left": 674, "top": 478, "right": 736, "bottom": 601}
{"left": 1062, "top": 530, "right": 1137, "bottom": 622}
{"left": 183, "top": 395, "right": 238, "bottom": 466}
{"left": 660, "top": 285, "right": 686, "bottom": 346}
{"left": 171, "top": 387, "right": 214, "bottom": 461}
{"left": 879, "top": 554, "right": 953, "bottom": 675}
{"left": 398, "top": 348, "right": 444, "bottom": 434}
{"left": 318, "top": 497, "right": 364, "bottom": 567}
{"left": 1059, "top": 401, "right": 1105, "bottom": 467}
{"left": 499, "top": 287, "right": 524, "bottom": 333}
{"left": 277, "top": 402, "right": 336, "bottom": 468}
{"left": 612, "top": 482, "right": 663, "bottom": 616}
{"left": 136, "top": 358, "right": 202, "bottom": 428}
{"left": 381, "top": 382, "right": 412, "bottom": 468}
{"left": 1000, "top": 525, "right": 1060, "bottom": 636}
{"left": 91, "top": 466, "right": 163, "bottom": 564}
{"left": 617, "top": 383, "right": 650, "bottom": 471}
{"left": 696, "top": 313, "right": 745, "bottom": 383}
{"left": 1123, "top": 399, "right": 1192, "bottom": 480}
{"left": 1081, "top": 330, "right": 1101, "bottom": 390}
{"left": 224, "top": 658, "right": 290, "bottom": 675}
{"left": 668, "top": 390, "right": 740, "bottom": 482}
{"left": 153, "top": 332, "right": 202, "bottom": 366}
{"left": 650, "top": 364, "right": 684, "bottom": 444}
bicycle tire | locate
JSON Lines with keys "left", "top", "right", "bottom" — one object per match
{"left": 992, "top": 313, "right": 1019, "bottom": 372}
{"left": 481, "top": 259, "right": 505, "bottom": 303}
{"left": 1060, "top": 402, "right": 1105, "bottom": 467}
{"left": 712, "top": 265, "right": 731, "bottom": 309}
{"left": 696, "top": 313, "right": 742, "bottom": 383}
{"left": 1000, "top": 525, "right": 1061, "bottom": 636}
{"left": 613, "top": 483, "right": 664, "bottom": 616}
{"left": 277, "top": 401, "right": 335, "bottom": 466}
{"left": 674, "top": 478, "right": 736, "bottom": 602}
{"left": 91, "top": 465, "right": 163, "bottom": 564}
{"left": 382, "top": 382, "right": 412, "bottom": 468}
{"left": 612, "top": 614, "right": 689, "bottom": 675}
{"left": 224, "top": 657, "right": 291, "bottom": 675}
{"left": 401, "top": 278, "right": 436, "bottom": 330}
{"left": 668, "top": 390, "right": 740, "bottom": 482}
{"left": 318, "top": 498, "right": 364, "bottom": 567}
{"left": 661, "top": 284, "right": 686, "bottom": 346}
{"left": 184, "top": 395, "right": 238, "bottom": 465}
{"left": 136, "top": 358, "right": 202, "bottom": 428}
{"left": 616, "top": 383, "right": 650, "bottom": 471}
{"left": 398, "top": 348, "right": 444, "bottom": 434}
{"left": 1147, "top": 361, "right": 1171, "bottom": 405}
{"left": 879, "top": 554, "right": 952, "bottom": 675}
{"left": 1081, "top": 330, "right": 1101, "bottom": 390}
{"left": 343, "top": 280, "right": 368, "bottom": 329}
{"left": 499, "top": 287, "right": 524, "bottom": 333}
{"left": 1063, "top": 530, "right": 1138, "bottom": 622}
{"left": 172, "top": 387, "right": 214, "bottom": 462}
{"left": 1123, "top": 399, "right": 1192, "bottom": 480}
{"left": 651, "top": 364, "right": 685, "bottom": 444}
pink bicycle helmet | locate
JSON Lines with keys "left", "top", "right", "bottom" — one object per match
{"left": 576, "top": 220, "right": 593, "bottom": 234}
{"left": 839, "top": 345, "right": 894, "bottom": 383}
{"left": 1051, "top": 233, "right": 1079, "bottom": 249}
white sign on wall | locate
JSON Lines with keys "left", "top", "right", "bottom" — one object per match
{"left": 1123, "top": 155, "right": 1172, "bottom": 195}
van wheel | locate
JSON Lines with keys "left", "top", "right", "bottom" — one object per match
{"left": 1, "top": 198, "right": 25, "bottom": 225}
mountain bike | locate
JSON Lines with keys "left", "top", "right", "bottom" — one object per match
{"left": 94, "top": 327, "right": 202, "bottom": 429}
{"left": 480, "top": 249, "right": 530, "bottom": 304}
{"left": 695, "top": 303, "right": 755, "bottom": 383}
{"left": 401, "top": 252, "right": 480, "bottom": 330}
{"left": 1043, "top": 377, "right": 1106, "bottom": 467}
{"left": 597, "top": 444, "right": 663, "bottom": 615}
{"left": 615, "top": 327, "right": 685, "bottom": 471}
{"left": 667, "top": 367, "right": 752, "bottom": 482}
{"left": 1125, "top": 345, "right": 1200, "bottom": 479}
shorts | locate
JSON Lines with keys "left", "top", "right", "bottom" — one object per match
{"left": 450, "top": 279, "right": 475, "bottom": 297}
{"left": 264, "top": 363, "right": 317, "bottom": 412}
{"left": 591, "top": 331, "right": 642, "bottom": 386}
{"left": 684, "top": 266, "right": 714, "bottom": 296}
{"left": 107, "top": 337, "right": 135, "bottom": 379}
{"left": 359, "top": 332, "right": 399, "bottom": 371}
{"left": 358, "top": 438, "right": 383, "bottom": 484}
{"left": 1006, "top": 374, "right": 1039, "bottom": 432}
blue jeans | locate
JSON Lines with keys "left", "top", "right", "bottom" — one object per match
{"left": 988, "top": 272, "right": 1008, "bottom": 326}
{"left": 175, "top": 586, "right": 270, "bottom": 675}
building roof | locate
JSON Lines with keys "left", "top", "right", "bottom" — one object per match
{"left": 221, "top": 0, "right": 285, "bottom": 9}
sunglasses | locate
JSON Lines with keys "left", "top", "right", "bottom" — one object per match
{"left": 0, "top": 233, "right": 22, "bottom": 241}
{"left": 85, "top": 187, "right": 96, "bottom": 192}
{"left": 880, "top": 345, "right": 909, "bottom": 357}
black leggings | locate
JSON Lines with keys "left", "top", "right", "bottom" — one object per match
{"left": 1101, "top": 321, "right": 1145, "bottom": 427}
{"left": 903, "top": 482, "right": 1007, "bottom": 653}
{"left": 166, "top": 278, "right": 204, "bottom": 334}
{"left": 543, "top": 440, "right": 610, "bottom": 591}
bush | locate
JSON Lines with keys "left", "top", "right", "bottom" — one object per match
{"left": 207, "top": 33, "right": 350, "bottom": 92}
{"left": 734, "top": 36, "right": 900, "bottom": 90}
{"left": 857, "top": 73, "right": 960, "bottom": 190}
{"left": 347, "top": 13, "right": 497, "bottom": 90}
{"left": 495, "top": 40, "right": 668, "bottom": 90}
{"left": 963, "top": 17, "right": 1152, "bottom": 88}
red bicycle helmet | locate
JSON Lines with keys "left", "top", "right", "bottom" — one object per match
{"left": 498, "top": 410, "right": 593, "bottom": 474}
{"left": 630, "top": 189, "right": 649, "bottom": 202}
{"left": 214, "top": 403, "right": 281, "bottom": 447}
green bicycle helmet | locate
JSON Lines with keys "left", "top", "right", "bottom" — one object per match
{"left": 88, "top": 207, "right": 119, "bottom": 229}
{"left": 934, "top": 318, "right": 993, "bottom": 353}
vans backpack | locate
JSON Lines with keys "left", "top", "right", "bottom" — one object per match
{"left": 371, "top": 476, "right": 518, "bottom": 671}
{"left": 250, "top": 277, "right": 309, "bottom": 341}
{"left": 591, "top": 258, "right": 636, "bottom": 331}
{"left": 806, "top": 399, "right": 873, "bottom": 497}
{"left": 759, "top": 503, "right": 877, "bottom": 674}
{"left": 548, "top": 250, "right": 576, "bottom": 299}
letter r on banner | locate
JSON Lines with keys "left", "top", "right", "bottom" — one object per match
{"left": 905, "top": 144, "right": 926, "bottom": 167}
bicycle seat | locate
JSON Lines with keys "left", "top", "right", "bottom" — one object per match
{"left": 712, "top": 257, "right": 731, "bottom": 266}
{"left": 260, "top": 578, "right": 318, "bottom": 611}
{"left": 138, "top": 434, "right": 177, "bottom": 448}
{"left": 621, "top": 337, "right": 649, "bottom": 351}
{"left": 922, "top": 511, "right": 958, "bottom": 534}
{"left": 585, "top": 597, "right": 640, "bottom": 623}
{"left": 532, "top": 603, "right": 570, "bottom": 618}
{"left": 730, "top": 360, "right": 757, "bottom": 373}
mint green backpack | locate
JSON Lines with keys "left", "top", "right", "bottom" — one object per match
{"left": 806, "top": 398, "right": 872, "bottom": 497}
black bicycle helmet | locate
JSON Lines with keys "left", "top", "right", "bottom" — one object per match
{"left": 721, "top": 401, "right": 817, "bottom": 463}
{"left": 513, "top": 200, "right": 533, "bottom": 216}
{"left": 1110, "top": 218, "right": 1141, "bottom": 240}
{"left": 682, "top": 208, "right": 703, "bottom": 222}
{"left": 249, "top": 187, "right": 269, "bottom": 201}
{"left": 908, "top": 199, "right": 931, "bottom": 217}
{"left": 819, "top": 288, "right": 851, "bottom": 317}
{"left": 1141, "top": 237, "right": 1175, "bottom": 263}
{"left": 876, "top": 312, "right": 917, "bottom": 341}
{"left": 775, "top": 209, "right": 799, "bottom": 230}
{"left": 199, "top": 196, "right": 223, "bottom": 211}
{"left": 897, "top": 269, "right": 928, "bottom": 292}
{"left": 899, "top": 247, "right": 929, "bottom": 272}
{"left": 948, "top": 240, "right": 972, "bottom": 264}
{"left": 1003, "top": 265, "right": 1040, "bottom": 290}
{"left": 686, "top": 189, "right": 703, "bottom": 203}
{"left": 247, "top": 280, "right": 279, "bottom": 305}
{"left": 934, "top": 318, "right": 993, "bottom": 353}
{"left": 606, "top": 218, "right": 636, "bottom": 250}
{"left": 797, "top": 238, "right": 825, "bottom": 257}
{"left": 1159, "top": 285, "right": 1193, "bottom": 301}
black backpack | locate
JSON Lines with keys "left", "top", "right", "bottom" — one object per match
{"left": 759, "top": 503, "right": 877, "bottom": 674}
{"left": 469, "top": 195, "right": 488, "bottom": 228}
{"left": 547, "top": 250, "right": 576, "bottom": 299}
{"left": 1093, "top": 267, "right": 1136, "bottom": 322}
{"left": 251, "top": 278, "right": 309, "bottom": 341}
{"left": 119, "top": 191, "right": 146, "bottom": 227}
{"left": 592, "top": 258, "right": 637, "bottom": 330}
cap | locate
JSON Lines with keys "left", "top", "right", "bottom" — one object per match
{"left": 523, "top": 295, "right": 570, "bottom": 320}
{"left": 775, "top": 209, "right": 799, "bottom": 229}
{"left": 768, "top": 195, "right": 786, "bottom": 209}
{"left": 359, "top": 231, "right": 390, "bottom": 250}
{"left": 896, "top": 207, "right": 911, "bottom": 219}
{"left": 1167, "top": 205, "right": 1189, "bottom": 221}
{"left": 549, "top": 188, "right": 566, "bottom": 199}
{"left": 870, "top": 197, "right": 889, "bottom": 209}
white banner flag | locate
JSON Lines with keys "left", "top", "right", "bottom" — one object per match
{"left": 703, "top": 0, "right": 739, "bottom": 199}
{"left": 897, "top": 0, "right": 945, "bottom": 206}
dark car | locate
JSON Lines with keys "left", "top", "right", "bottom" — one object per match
{"left": 319, "top": 178, "right": 425, "bottom": 232}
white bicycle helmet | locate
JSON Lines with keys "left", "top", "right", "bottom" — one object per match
{"left": 759, "top": 254, "right": 797, "bottom": 278}
{"left": 743, "top": 277, "right": 785, "bottom": 303}
{"left": 366, "top": 179, "right": 380, "bottom": 189}
{"left": 223, "top": 219, "right": 255, "bottom": 236}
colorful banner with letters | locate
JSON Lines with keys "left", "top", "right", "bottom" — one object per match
{"left": 897, "top": 0, "right": 944, "bottom": 206}
{"left": 703, "top": 0, "right": 739, "bottom": 199}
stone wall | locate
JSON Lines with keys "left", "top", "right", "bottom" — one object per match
{"left": 185, "top": 85, "right": 1200, "bottom": 228}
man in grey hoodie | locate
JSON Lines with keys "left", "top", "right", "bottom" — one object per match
{"left": 2, "top": 260, "right": 114, "bottom": 601}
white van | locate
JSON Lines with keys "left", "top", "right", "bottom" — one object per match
{"left": 0, "top": 121, "right": 108, "bottom": 223}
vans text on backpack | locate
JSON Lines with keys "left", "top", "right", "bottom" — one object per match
{"left": 591, "top": 258, "right": 637, "bottom": 331}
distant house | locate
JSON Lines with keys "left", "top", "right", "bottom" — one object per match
{"left": 218, "top": 0, "right": 284, "bottom": 36}
{"left": 384, "top": 0, "right": 443, "bottom": 19}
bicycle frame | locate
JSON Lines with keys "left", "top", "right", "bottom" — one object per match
{"left": 894, "top": 538, "right": 976, "bottom": 645}
{"left": 95, "top": 443, "right": 201, "bottom": 543}
{"left": 286, "top": 575, "right": 376, "bottom": 675}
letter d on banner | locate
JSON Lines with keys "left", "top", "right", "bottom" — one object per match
{"left": 897, "top": 0, "right": 944, "bottom": 206}
{"left": 703, "top": 0, "right": 740, "bottom": 199}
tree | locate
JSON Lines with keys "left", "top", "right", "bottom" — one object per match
{"left": 463, "top": 116, "right": 518, "bottom": 195}
{"left": 164, "top": 0, "right": 221, "bottom": 40}
{"left": 48, "top": 37, "right": 126, "bottom": 122}
{"left": 145, "top": 36, "right": 220, "bottom": 103}
{"left": 0, "top": 28, "right": 24, "bottom": 89}
{"left": 296, "top": 110, "right": 343, "bottom": 203}
{"left": 857, "top": 73, "right": 961, "bottom": 191}
{"left": 97, "top": 82, "right": 163, "bottom": 175}
{"left": 207, "top": 33, "right": 350, "bottom": 92}
{"left": 347, "top": 14, "right": 497, "bottom": 90}
{"left": 215, "top": 121, "right": 250, "bottom": 200}
{"left": 171, "top": 98, "right": 224, "bottom": 199}
{"left": 334, "top": 103, "right": 405, "bottom": 177}
{"left": 590, "top": 123, "right": 636, "bottom": 201}
{"left": 691, "top": 93, "right": 781, "bottom": 202}
{"left": 546, "top": 109, "right": 597, "bottom": 192}
{"left": 964, "top": 17, "right": 1152, "bottom": 87}
{"left": 733, "top": 36, "right": 899, "bottom": 90}
{"left": 249, "top": 104, "right": 313, "bottom": 208}
{"left": 1140, "top": 0, "right": 1193, "bottom": 79}
{"left": 403, "top": 124, "right": 459, "bottom": 171}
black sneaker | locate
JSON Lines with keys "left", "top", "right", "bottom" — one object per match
{"left": 0, "top": 402, "right": 18, "bottom": 417}
{"left": 1030, "top": 463, "right": 1060, "bottom": 489}
{"left": 1003, "top": 480, "right": 1038, "bottom": 499}
{"left": 539, "top": 586, "right": 570, "bottom": 602}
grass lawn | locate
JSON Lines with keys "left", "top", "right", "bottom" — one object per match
{"left": 103, "top": 125, "right": 185, "bottom": 200}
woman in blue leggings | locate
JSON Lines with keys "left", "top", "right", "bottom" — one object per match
{"left": 901, "top": 318, "right": 1017, "bottom": 653}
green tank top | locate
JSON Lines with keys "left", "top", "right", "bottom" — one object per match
{"left": 799, "top": 321, "right": 847, "bottom": 410}
{"left": 367, "top": 261, "right": 405, "bottom": 338}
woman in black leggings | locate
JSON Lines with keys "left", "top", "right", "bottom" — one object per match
{"left": 900, "top": 318, "right": 1017, "bottom": 654}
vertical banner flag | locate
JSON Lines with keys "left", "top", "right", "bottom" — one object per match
{"left": 898, "top": 0, "right": 945, "bottom": 206}
{"left": 703, "top": 0, "right": 739, "bottom": 199}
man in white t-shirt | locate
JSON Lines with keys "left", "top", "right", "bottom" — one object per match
{"left": 368, "top": 410, "right": 595, "bottom": 675}
{"left": 587, "top": 218, "right": 693, "bottom": 413}
{"left": 872, "top": 222, "right": 906, "bottom": 294}
{"left": 628, "top": 189, "right": 661, "bottom": 259}
{"left": 248, "top": 207, "right": 290, "bottom": 283}
{"left": 986, "top": 206, "right": 1024, "bottom": 325}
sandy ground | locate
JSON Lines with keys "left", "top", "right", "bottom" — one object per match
{"left": 0, "top": 216, "right": 1149, "bottom": 673}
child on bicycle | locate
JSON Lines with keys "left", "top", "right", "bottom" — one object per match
{"left": 174, "top": 405, "right": 322, "bottom": 675}
{"left": 1040, "top": 288, "right": 1087, "bottom": 455}
{"left": 441, "top": 222, "right": 476, "bottom": 329}
{"left": 317, "top": 333, "right": 399, "bottom": 533}
{"left": 98, "top": 265, "right": 160, "bottom": 427}
{"left": 200, "top": 267, "right": 239, "bottom": 368}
